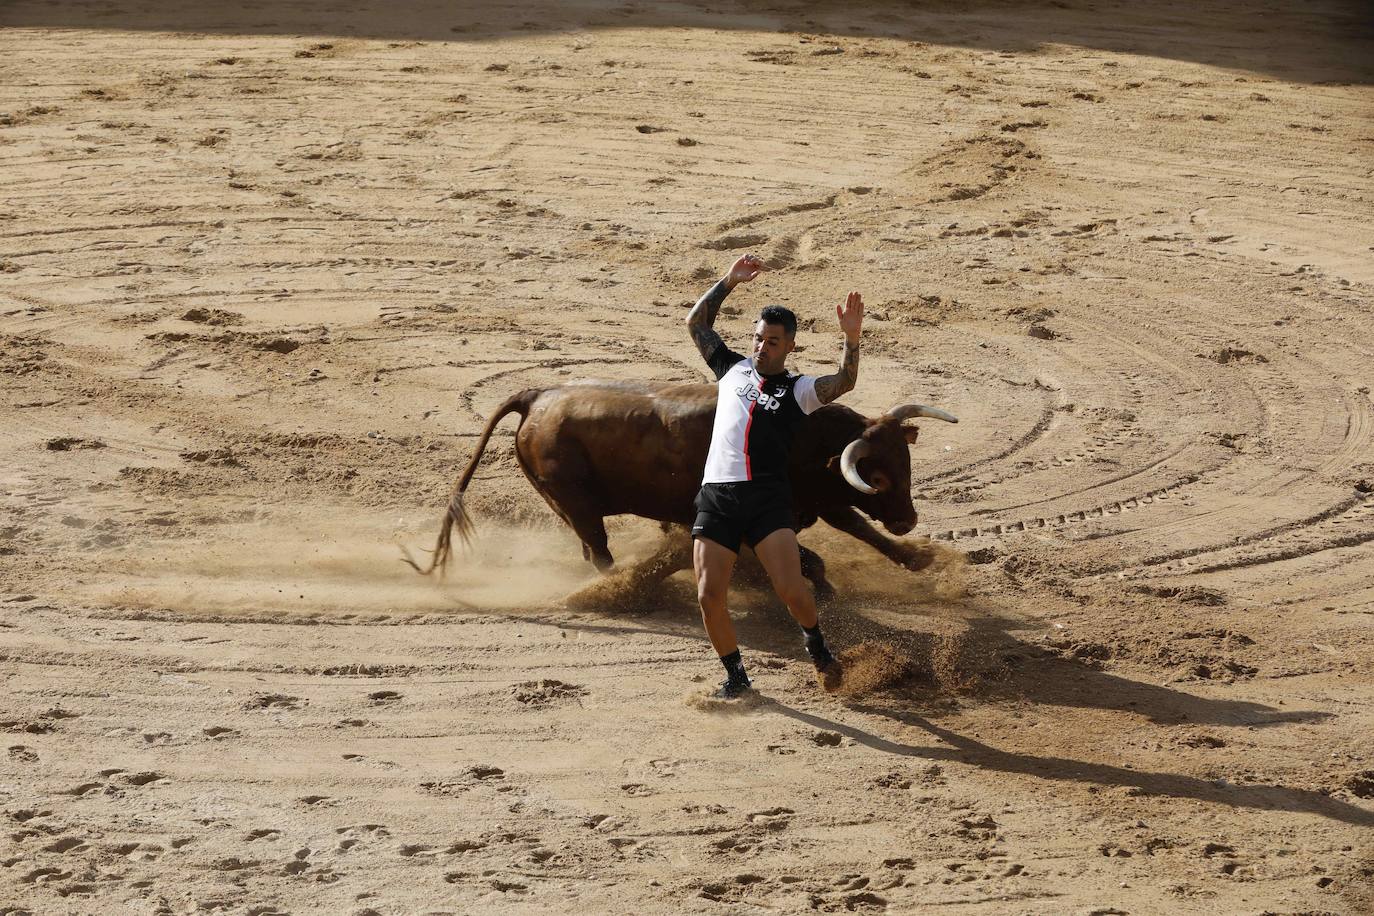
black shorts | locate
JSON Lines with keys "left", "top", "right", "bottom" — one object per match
{"left": 691, "top": 480, "right": 796, "bottom": 554}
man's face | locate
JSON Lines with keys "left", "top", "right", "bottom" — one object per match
{"left": 752, "top": 320, "right": 795, "bottom": 375}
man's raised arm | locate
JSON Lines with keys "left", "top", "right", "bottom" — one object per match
{"left": 813, "top": 291, "right": 864, "bottom": 404}
{"left": 687, "top": 253, "right": 763, "bottom": 362}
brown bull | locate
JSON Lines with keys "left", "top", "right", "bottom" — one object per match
{"left": 408, "top": 380, "right": 957, "bottom": 595}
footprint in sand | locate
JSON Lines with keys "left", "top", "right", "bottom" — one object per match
{"left": 465, "top": 764, "right": 505, "bottom": 782}
{"left": 746, "top": 807, "right": 794, "bottom": 831}
{"left": 8, "top": 745, "right": 38, "bottom": 762}
{"left": 118, "top": 771, "right": 167, "bottom": 787}
{"left": 444, "top": 838, "right": 487, "bottom": 854}
{"left": 244, "top": 693, "right": 304, "bottom": 710}
{"left": 333, "top": 824, "right": 389, "bottom": 852}
{"left": 42, "top": 837, "right": 88, "bottom": 854}
{"left": 700, "top": 232, "right": 769, "bottom": 252}
{"left": 511, "top": 679, "right": 587, "bottom": 707}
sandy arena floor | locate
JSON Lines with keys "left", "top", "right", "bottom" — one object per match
{"left": 2, "top": 1, "right": 1373, "bottom": 913}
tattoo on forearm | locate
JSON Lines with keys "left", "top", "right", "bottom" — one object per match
{"left": 814, "top": 339, "right": 859, "bottom": 404}
{"left": 687, "top": 278, "right": 731, "bottom": 362}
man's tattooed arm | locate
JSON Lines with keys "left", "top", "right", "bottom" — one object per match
{"left": 686, "top": 277, "right": 732, "bottom": 363}
{"left": 813, "top": 337, "right": 860, "bottom": 404}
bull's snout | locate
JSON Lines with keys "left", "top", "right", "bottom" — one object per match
{"left": 885, "top": 516, "right": 916, "bottom": 537}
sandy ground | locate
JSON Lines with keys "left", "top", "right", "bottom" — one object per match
{"left": 3, "top": 1, "right": 1374, "bottom": 913}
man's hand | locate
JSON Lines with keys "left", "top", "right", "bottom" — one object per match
{"left": 689, "top": 258, "right": 756, "bottom": 364}
{"left": 837, "top": 291, "right": 863, "bottom": 343}
{"left": 814, "top": 292, "right": 863, "bottom": 405}
{"left": 725, "top": 253, "right": 765, "bottom": 289}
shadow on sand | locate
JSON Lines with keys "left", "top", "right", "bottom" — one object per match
{"left": 508, "top": 555, "right": 1373, "bottom": 827}
{"left": 3, "top": 0, "right": 1370, "bottom": 85}
{"left": 762, "top": 698, "right": 1374, "bottom": 828}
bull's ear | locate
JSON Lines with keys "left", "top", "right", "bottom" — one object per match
{"left": 902, "top": 425, "right": 920, "bottom": 444}
{"left": 826, "top": 455, "right": 841, "bottom": 473}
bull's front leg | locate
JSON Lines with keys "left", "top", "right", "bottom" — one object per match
{"left": 819, "top": 506, "right": 937, "bottom": 572}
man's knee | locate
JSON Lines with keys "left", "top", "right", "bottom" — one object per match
{"left": 774, "top": 577, "right": 811, "bottom": 610}
{"left": 697, "top": 577, "right": 729, "bottom": 610}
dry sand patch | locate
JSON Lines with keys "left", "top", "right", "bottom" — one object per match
{"left": 2, "top": 1, "right": 1373, "bottom": 912}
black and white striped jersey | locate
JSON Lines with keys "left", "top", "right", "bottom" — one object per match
{"left": 702, "top": 343, "right": 823, "bottom": 484}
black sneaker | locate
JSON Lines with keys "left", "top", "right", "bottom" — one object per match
{"left": 807, "top": 643, "right": 835, "bottom": 672}
{"left": 713, "top": 675, "right": 753, "bottom": 700}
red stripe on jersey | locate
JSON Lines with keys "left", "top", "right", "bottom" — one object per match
{"left": 743, "top": 397, "right": 757, "bottom": 480}
{"left": 742, "top": 371, "right": 767, "bottom": 481}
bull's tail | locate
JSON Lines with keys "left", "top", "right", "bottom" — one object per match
{"left": 402, "top": 389, "right": 540, "bottom": 577}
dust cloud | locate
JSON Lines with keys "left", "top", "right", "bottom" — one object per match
{"left": 65, "top": 512, "right": 609, "bottom": 619}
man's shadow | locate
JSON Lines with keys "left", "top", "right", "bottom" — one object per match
{"left": 562, "top": 535, "right": 1333, "bottom": 728}
{"left": 758, "top": 697, "right": 1374, "bottom": 828}
{"left": 532, "top": 545, "right": 1371, "bottom": 828}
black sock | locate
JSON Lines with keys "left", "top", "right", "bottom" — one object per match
{"left": 802, "top": 624, "right": 834, "bottom": 669}
{"left": 720, "top": 649, "right": 749, "bottom": 685}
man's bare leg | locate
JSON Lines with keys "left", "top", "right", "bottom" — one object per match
{"left": 754, "top": 528, "right": 842, "bottom": 688}
{"left": 751, "top": 527, "right": 818, "bottom": 628}
{"left": 693, "top": 536, "right": 753, "bottom": 696}
{"left": 693, "top": 535, "right": 739, "bottom": 654}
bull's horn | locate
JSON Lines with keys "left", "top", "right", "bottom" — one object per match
{"left": 885, "top": 404, "right": 959, "bottom": 424}
{"left": 839, "top": 437, "right": 878, "bottom": 495}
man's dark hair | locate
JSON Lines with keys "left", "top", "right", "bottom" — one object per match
{"left": 759, "top": 305, "right": 797, "bottom": 337}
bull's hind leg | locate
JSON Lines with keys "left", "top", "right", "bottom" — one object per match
{"left": 572, "top": 515, "right": 614, "bottom": 572}
{"left": 798, "top": 544, "right": 837, "bottom": 602}
{"left": 540, "top": 482, "right": 614, "bottom": 571}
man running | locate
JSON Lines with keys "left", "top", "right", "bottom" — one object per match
{"left": 686, "top": 253, "right": 862, "bottom": 698}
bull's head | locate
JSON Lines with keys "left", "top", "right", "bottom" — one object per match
{"left": 835, "top": 404, "right": 958, "bottom": 535}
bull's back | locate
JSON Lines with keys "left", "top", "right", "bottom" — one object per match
{"left": 519, "top": 381, "right": 716, "bottom": 523}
